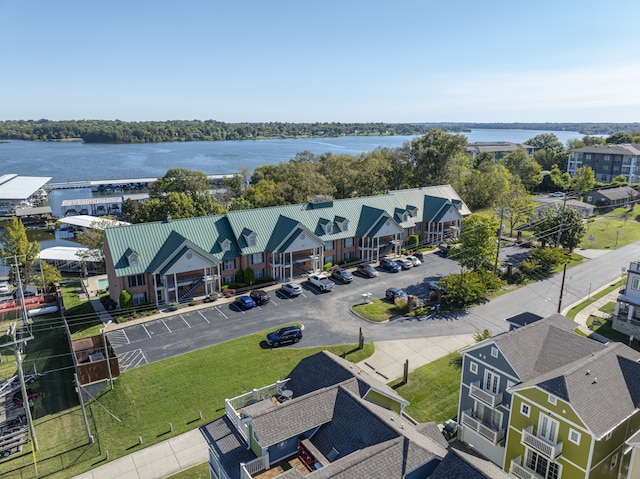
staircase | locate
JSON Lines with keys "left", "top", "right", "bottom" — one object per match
{"left": 179, "top": 277, "right": 204, "bottom": 303}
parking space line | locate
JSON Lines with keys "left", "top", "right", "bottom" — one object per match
{"left": 215, "top": 306, "right": 228, "bottom": 319}
{"left": 198, "top": 311, "right": 210, "bottom": 323}
{"left": 141, "top": 324, "right": 152, "bottom": 338}
{"left": 181, "top": 315, "right": 191, "bottom": 328}
{"left": 161, "top": 319, "right": 172, "bottom": 333}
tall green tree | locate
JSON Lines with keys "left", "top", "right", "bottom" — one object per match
{"left": 532, "top": 205, "right": 586, "bottom": 251}
{"left": 499, "top": 182, "right": 534, "bottom": 236}
{"left": 35, "top": 262, "right": 62, "bottom": 292}
{"left": 410, "top": 129, "right": 467, "bottom": 186}
{"left": 606, "top": 132, "right": 634, "bottom": 144}
{"left": 0, "top": 217, "right": 40, "bottom": 286}
{"left": 527, "top": 133, "right": 567, "bottom": 171}
{"left": 502, "top": 149, "right": 542, "bottom": 192}
{"left": 571, "top": 166, "right": 595, "bottom": 192}
{"left": 150, "top": 168, "right": 209, "bottom": 199}
{"left": 453, "top": 215, "right": 499, "bottom": 272}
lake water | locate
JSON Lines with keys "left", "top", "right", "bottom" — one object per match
{"left": 3, "top": 128, "right": 583, "bottom": 220}
{"left": 1, "top": 128, "right": 582, "bottom": 184}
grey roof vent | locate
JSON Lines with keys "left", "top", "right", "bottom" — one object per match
{"left": 593, "top": 377, "right": 598, "bottom": 384}
{"left": 586, "top": 369, "right": 590, "bottom": 375}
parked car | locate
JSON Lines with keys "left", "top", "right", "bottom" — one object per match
{"left": 429, "top": 280, "right": 446, "bottom": 292}
{"left": 413, "top": 251, "right": 424, "bottom": 261}
{"left": 406, "top": 255, "right": 421, "bottom": 266}
{"left": 281, "top": 282, "right": 302, "bottom": 297}
{"left": 265, "top": 326, "right": 303, "bottom": 347}
{"left": 397, "top": 258, "right": 414, "bottom": 270}
{"left": 380, "top": 258, "right": 401, "bottom": 273}
{"left": 357, "top": 263, "right": 379, "bottom": 278}
{"left": 385, "top": 288, "right": 408, "bottom": 302}
{"left": 331, "top": 267, "right": 353, "bottom": 283}
{"left": 0, "top": 283, "right": 10, "bottom": 294}
{"left": 549, "top": 191, "right": 565, "bottom": 197}
{"left": 13, "top": 289, "right": 36, "bottom": 299}
{"left": 249, "top": 289, "right": 270, "bottom": 305}
{"left": 234, "top": 295, "right": 256, "bottom": 310}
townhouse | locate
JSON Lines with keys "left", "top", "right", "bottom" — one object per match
{"left": 200, "top": 351, "right": 510, "bottom": 479}
{"left": 103, "top": 186, "right": 470, "bottom": 308}
{"left": 457, "top": 314, "right": 640, "bottom": 479}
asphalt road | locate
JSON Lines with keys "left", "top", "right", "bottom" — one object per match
{"left": 108, "top": 242, "right": 639, "bottom": 371}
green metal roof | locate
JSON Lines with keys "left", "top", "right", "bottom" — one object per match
{"left": 105, "top": 187, "right": 470, "bottom": 277}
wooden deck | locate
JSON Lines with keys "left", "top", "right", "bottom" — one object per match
{"left": 253, "top": 457, "right": 310, "bottom": 478}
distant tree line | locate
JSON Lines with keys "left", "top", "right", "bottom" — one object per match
{"left": 1, "top": 119, "right": 638, "bottom": 144}
{"left": 0, "top": 119, "right": 456, "bottom": 144}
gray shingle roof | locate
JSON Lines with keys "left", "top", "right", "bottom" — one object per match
{"left": 480, "top": 313, "right": 607, "bottom": 382}
{"left": 588, "top": 186, "right": 639, "bottom": 202}
{"left": 429, "top": 445, "right": 511, "bottom": 479}
{"left": 200, "top": 415, "right": 255, "bottom": 479}
{"left": 514, "top": 342, "right": 640, "bottom": 438}
{"left": 285, "top": 351, "right": 407, "bottom": 405}
{"left": 572, "top": 144, "right": 640, "bottom": 155}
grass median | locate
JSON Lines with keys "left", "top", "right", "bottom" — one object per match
{"left": 1, "top": 327, "right": 373, "bottom": 479}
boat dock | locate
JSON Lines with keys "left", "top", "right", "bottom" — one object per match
{"left": 45, "top": 174, "right": 236, "bottom": 192}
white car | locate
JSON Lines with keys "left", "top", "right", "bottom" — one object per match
{"left": 0, "top": 283, "right": 10, "bottom": 294}
{"left": 406, "top": 255, "right": 421, "bottom": 266}
{"left": 281, "top": 282, "right": 302, "bottom": 297}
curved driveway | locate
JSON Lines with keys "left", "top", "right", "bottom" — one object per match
{"left": 107, "top": 243, "right": 639, "bottom": 371}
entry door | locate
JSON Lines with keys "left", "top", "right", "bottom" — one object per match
{"left": 484, "top": 370, "right": 499, "bottom": 394}
{"left": 539, "top": 414, "right": 559, "bottom": 443}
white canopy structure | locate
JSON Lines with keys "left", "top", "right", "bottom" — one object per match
{"left": 56, "top": 215, "right": 129, "bottom": 229}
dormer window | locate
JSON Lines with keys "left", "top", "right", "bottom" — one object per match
{"left": 128, "top": 252, "right": 139, "bottom": 267}
{"left": 220, "top": 238, "right": 231, "bottom": 252}
{"left": 341, "top": 219, "right": 349, "bottom": 231}
{"left": 402, "top": 212, "right": 409, "bottom": 222}
{"left": 326, "top": 222, "right": 333, "bottom": 234}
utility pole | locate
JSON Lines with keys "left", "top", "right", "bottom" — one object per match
{"left": 2, "top": 323, "right": 38, "bottom": 451}
{"left": 557, "top": 263, "right": 567, "bottom": 313}
{"left": 494, "top": 207, "right": 504, "bottom": 273}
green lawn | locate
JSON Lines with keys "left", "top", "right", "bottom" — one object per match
{"left": 60, "top": 281, "right": 104, "bottom": 340}
{"left": 586, "top": 316, "right": 640, "bottom": 352}
{"left": 564, "top": 278, "right": 624, "bottom": 320}
{"left": 389, "top": 352, "right": 462, "bottom": 424}
{"left": 167, "top": 463, "right": 209, "bottom": 479}
{"left": 580, "top": 216, "right": 640, "bottom": 249}
{"left": 1, "top": 329, "right": 373, "bottom": 479}
{"left": 351, "top": 298, "right": 403, "bottom": 322}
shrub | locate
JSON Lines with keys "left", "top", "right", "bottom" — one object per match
{"left": 473, "top": 329, "right": 492, "bottom": 342}
{"left": 119, "top": 290, "right": 133, "bottom": 309}
{"left": 204, "top": 292, "right": 219, "bottom": 303}
{"left": 244, "top": 267, "right": 255, "bottom": 285}
{"left": 323, "top": 262, "right": 333, "bottom": 271}
{"left": 168, "top": 302, "right": 179, "bottom": 311}
{"left": 408, "top": 234, "right": 419, "bottom": 250}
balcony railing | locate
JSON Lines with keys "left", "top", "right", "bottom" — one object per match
{"left": 522, "top": 425, "right": 563, "bottom": 459}
{"left": 509, "top": 455, "right": 544, "bottom": 479}
{"left": 469, "top": 381, "right": 503, "bottom": 408}
{"left": 460, "top": 409, "right": 505, "bottom": 445}
{"left": 240, "top": 454, "right": 270, "bottom": 478}
{"left": 209, "top": 448, "right": 232, "bottom": 479}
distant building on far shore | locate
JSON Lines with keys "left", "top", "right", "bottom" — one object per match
{"left": 466, "top": 142, "right": 535, "bottom": 160}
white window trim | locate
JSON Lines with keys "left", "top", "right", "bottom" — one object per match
{"left": 548, "top": 395, "right": 557, "bottom": 405}
{"left": 611, "top": 452, "right": 618, "bottom": 470}
{"left": 491, "top": 347, "right": 499, "bottom": 358}
{"left": 521, "top": 402, "right": 530, "bottom": 417}
{"left": 606, "top": 431, "right": 612, "bottom": 441}
{"left": 569, "top": 428, "right": 581, "bottom": 445}
{"left": 470, "top": 361, "right": 478, "bottom": 374}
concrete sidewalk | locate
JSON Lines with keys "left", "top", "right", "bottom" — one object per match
{"left": 562, "top": 276, "right": 623, "bottom": 341}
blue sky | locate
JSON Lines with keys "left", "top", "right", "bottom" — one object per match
{"left": 1, "top": 0, "right": 639, "bottom": 123}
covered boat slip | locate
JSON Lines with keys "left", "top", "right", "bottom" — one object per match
{"left": 38, "top": 246, "right": 102, "bottom": 273}
{"left": 0, "top": 174, "right": 51, "bottom": 213}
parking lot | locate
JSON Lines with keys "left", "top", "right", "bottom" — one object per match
{"left": 106, "top": 252, "right": 502, "bottom": 370}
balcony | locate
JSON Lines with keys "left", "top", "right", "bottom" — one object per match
{"left": 521, "top": 425, "right": 563, "bottom": 459}
{"left": 509, "top": 455, "right": 544, "bottom": 479}
{"left": 460, "top": 409, "right": 505, "bottom": 445}
{"left": 469, "top": 380, "right": 503, "bottom": 408}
